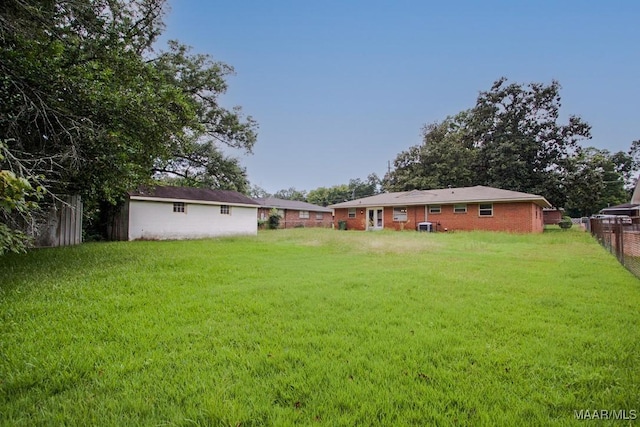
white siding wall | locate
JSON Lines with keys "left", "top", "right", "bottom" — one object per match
{"left": 128, "top": 200, "right": 257, "bottom": 240}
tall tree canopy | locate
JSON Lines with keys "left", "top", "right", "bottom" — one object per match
{"left": 0, "top": 0, "right": 257, "bottom": 250}
{"left": 383, "top": 112, "right": 476, "bottom": 191}
{"left": 272, "top": 187, "right": 307, "bottom": 202}
{"left": 306, "top": 174, "right": 381, "bottom": 206}
{"left": 384, "top": 78, "right": 595, "bottom": 208}
{"left": 564, "top": 147, "right": 636, "bottom": 217}
{"left": 470, "top": 78, "right": 591, "bottom": 207}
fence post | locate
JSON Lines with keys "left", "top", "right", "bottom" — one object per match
{"left": 615, "top": 217, "right": 624, "bottom": 265}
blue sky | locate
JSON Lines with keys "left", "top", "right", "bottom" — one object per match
{"left": 160, "top": 1, "right": 639, "bottom": 194}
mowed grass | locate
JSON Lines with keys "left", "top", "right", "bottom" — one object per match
{"left": 0, "top": 228, "right": 638, "bottom": 426}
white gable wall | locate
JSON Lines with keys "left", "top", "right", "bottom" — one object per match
{"left": 128, "top": 200, "right": 257, "bottom": 240}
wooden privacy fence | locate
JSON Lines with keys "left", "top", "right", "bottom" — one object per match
{"left": 34, "top": 195, "right": 83, "bottom": 247}
{"left": 590, "top": 217, "right": 640, "bottom": 279}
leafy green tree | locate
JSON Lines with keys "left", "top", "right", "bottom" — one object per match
{"left": 0, "top": 141, "right": 45, "bottom": 253}
{"left": 150, "top": 40, "right": 256, "bottom": 193}
{"left": 307, "top": 185, "right": 347, "bottom": 206}
{"left": 383, "top": 112, "right": 476, "bottom": 192}
{"left": 620, "top": 139, "right": 640, "bottom": 192}
{"left": 0, "top": 0, "right": 257, "bottom": 241}
{"left": 2, "top": 0, "right": 178, "bottom": 200}
{"left": 249, "top": 185, "right": 271, "bottom": 198}
{"left": 267, "top": 208, "right": 281, "bottom": 229}
{"left": 385, "top": 78, "right": 591, "bottom": 207}
{"left": 470, "top": 78, "right": 591, "bottom": 207}
{"left": 307, "top": 174, "right": 381, "bottom": 206}
{"left": 273, "top": 187, "right": 307, "bottom": 201}
{"left": 153, "top": 138, "right": 250, "bottom": 193}
{"left": 565, "top": 147, "right": 633, "bottom": 217}
{"left": 349, "top": 174, "right": 382, "bottom": 199}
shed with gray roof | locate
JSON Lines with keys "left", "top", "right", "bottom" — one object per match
{"left": 112, "top": 185, "right": 259, "bottom": 240}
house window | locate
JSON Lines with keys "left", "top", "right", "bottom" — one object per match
{"left": 348, "top": 208, "right": 356, "bottom": 218}
{"left": 173, "top": 202, "right": 185, "bottom": 213}
{"left": 429, "top": 205, "right": 441, "bottom": 214}
{"left": 299, "top": 211, "right": 309, "bottom": 219}
{"left": 393, "top": 207, "right": 408, "bottom": 221}
{"left": 454, "top": 204, "right": 467, "bottom": 214}
{"left": 479, "top": 203, "right": 493, "bottom": 216}
{"left": 220, "top": 205, "right": 230, "bottom": 215}
{"left": 316, "top": 212, "right": 324, "bottom": 220}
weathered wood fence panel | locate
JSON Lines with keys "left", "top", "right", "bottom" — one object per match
{"left": 35, "top": 195, "right": 83, "bottom": 247}
{"left": 107, "top": 201, "right": 129, "bottom": 241}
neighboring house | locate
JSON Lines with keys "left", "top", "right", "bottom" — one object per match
{"left": 330, "top": 185, "right": 551, "bottom": 233}
{"left": 253, "top": 197, "right": 333, "bottom": 228}
{"left": 599, "top": 178, "right": 640, "bottom": 222}
{"left": 599, "top": 203, "right": 640, "bottom": 219}
{"left": 543, "top": 207, "right": 564, "bottom": 225}
{"left": 112, "top": 186, "right": 259, "bottom": 241}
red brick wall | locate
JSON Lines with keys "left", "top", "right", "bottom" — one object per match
{"left": 543, "top": 209, "right": 563, "bottom": 225}
{"left": 333, "top": 202, "right": 545, "bottom": 233}
{"left": 258, "top": 208, "right": 333, "bottom": 228}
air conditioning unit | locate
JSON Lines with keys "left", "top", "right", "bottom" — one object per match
{"left": 417, "top": 222, "right": 433, "bottom": 232}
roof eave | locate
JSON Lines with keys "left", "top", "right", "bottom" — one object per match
{"left": 129, "top": 195, "right": 259, "bottom": 208}
{"left": 330, "top": 197, "right": 551, "bottom": 209}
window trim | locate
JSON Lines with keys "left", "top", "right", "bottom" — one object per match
{"left": 348, "top": 208, "right": 356, "bottom": 218}
{"left": 429, "top": 205, "right": 441, "bottom": 214}
{"left": 479, "top": 203, "right": 493, "bottom": 217}
{"left": 393, "top": 206, "right": 408, "bottom": 222}
{"left": 173, "top": 202, "right": 185, "bottom": 213}
{"left": 453, "top": 204, "right": 467, "bottom": 214}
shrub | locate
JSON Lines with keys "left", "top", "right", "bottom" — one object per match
{"left": 267, "top": 208, "right": 281, "bottom": 230}
{"left": 558, "top": 216, "right": 573, "bottom": 230}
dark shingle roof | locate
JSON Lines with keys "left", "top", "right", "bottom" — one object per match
{"left": 129, "top": 186, "right": 259, "bottom": 206}
{"left": 601, "top": 203, "right": 640, "bottom": 211}
{"left": 253, "top": 197, "right": 332, "bottom": 212}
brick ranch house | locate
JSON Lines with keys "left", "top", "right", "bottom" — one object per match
{"left": 253, "top": 197, "right": 333, "bottom": 228}
{"left": 329, "top": 185, "right": 551, "bottom": 233}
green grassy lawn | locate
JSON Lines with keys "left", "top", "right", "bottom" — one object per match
{"left": 1, "top": 228, "right": 638, "bottom": 426}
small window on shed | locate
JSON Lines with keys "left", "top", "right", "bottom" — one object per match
{"left": 479, "top": 203, "right": 493, "bottom": 216}
{"left": 454, "top": 204, "right": 467, "bottom": 214}
{"left": 173, "top": 202, "right": 185, "bottom": 213}
{"left": 220, "top": 205, "right": 230, "bottom": 215}
{"left": 348, "top": 208, "right": 356, "bottom": 218}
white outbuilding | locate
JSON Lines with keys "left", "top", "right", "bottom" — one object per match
{"left": 116, "top": 186, "right": 259, "bottom": 241}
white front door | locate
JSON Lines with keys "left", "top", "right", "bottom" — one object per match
{"left": 367, "top": 207, "right": 384, "bottom": 230}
